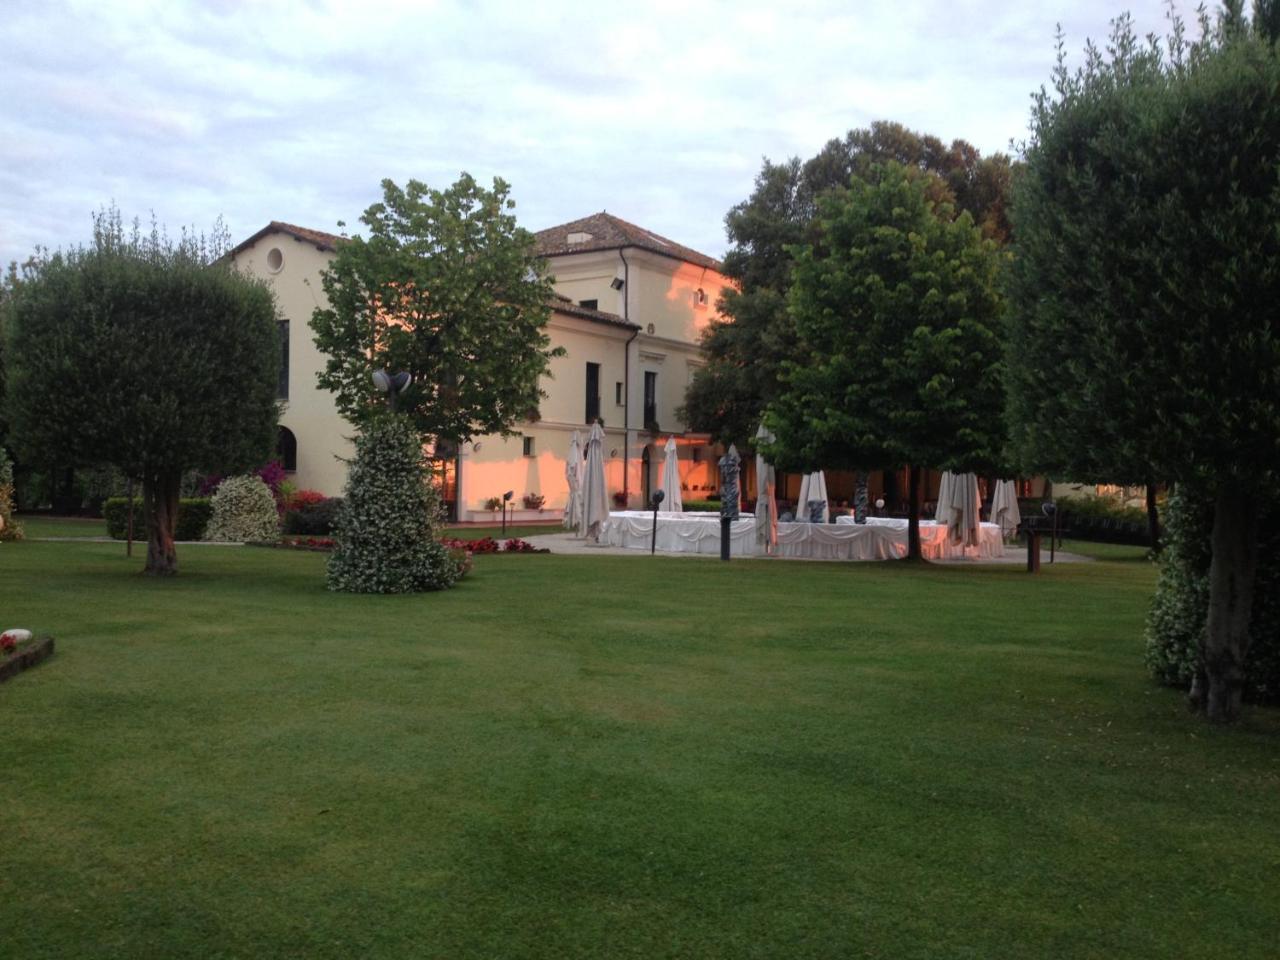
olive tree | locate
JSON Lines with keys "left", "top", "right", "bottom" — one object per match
{"left": 2, "top": 210, "right": 280, "bottom": 575}
{"left": 1006, "top": 6, "right": 1280, "bottom": 720}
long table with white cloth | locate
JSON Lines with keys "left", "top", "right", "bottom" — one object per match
{"left": 599, "top": 512, "right": 1004, "bottom": 560}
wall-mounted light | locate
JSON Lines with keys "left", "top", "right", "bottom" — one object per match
{"left": 610, "top": 276, "right": 625, "bottom": 291}
{"left": 610, "top": 449, "right": 618, "bottom": 458}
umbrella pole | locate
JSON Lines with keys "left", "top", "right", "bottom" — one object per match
{"left": 651, "top": 500, "right": 659, "bottom": 555}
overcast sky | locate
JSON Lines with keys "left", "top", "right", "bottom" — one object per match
{"left": 2, "top": 0, "right": 1182, "bottom": 267}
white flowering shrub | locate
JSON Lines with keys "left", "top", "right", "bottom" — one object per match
{"left": 0, "top": 448, "right": 22, "bottom": 542}
{"left": 327, "top": 415, "right": 461, "bottom": 594}
{"left": 205, "top": 475, "right": 279, "bottom": 542}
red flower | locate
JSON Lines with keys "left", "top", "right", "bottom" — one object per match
{"left": 1, "top": 634, "right": 17, "bottom": 653}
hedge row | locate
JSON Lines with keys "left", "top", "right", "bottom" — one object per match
{"left": 1145, "top": 487, "right": 1280, "bottom": 704}
{"left": 283, "top": 498, "right": 343, "bottom": 535}
{"left": 1057, "top": 495, "right": 1152, "bottom": 546}
{"left": 103, "top": 497, "right": 213, "bottom": 542}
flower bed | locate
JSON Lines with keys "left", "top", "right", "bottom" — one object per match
{"left": 440, "top": 536, "right": 549, "bottom": 554}
{"left": 0, "top": 629, "right": 55, "bottom": 684}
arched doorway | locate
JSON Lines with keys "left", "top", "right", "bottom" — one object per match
{"left": 276, "top": 426, "right": 297, "bottom": 472}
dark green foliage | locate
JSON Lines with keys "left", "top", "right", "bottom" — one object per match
{"left": 1006, "top": 18, "right": 1280, "bottom": 490}
{"left": 767, "top": 163, "right": 1005, "bottom": 477}
{"left": 1058, "top": 495, "right": 1152, "bottom": 546}
{"left": 680, "top": 499, "right": 720, "bottom": 513}
{"left": 682, "top": 122, "right": 1012, "bottom": 446}
{"left": 3, "top": 211, "right": 280, "bottom": 485}
{"left": 1146, "top": 488, "right": 1280, "bottom": 703}
{"left": 1006, "top": 12, "right": 1280, "bottom": 719}
{"left": 283, "top": 497, "right": 343, "bottom": 535}
{"left": 103, "top": 498, "right": 212, "bottom": 542}
{"left": 1, "top": 209, "right": 280, "bottom": 574}
{"left": 327, "top": 415, "right": 460, "bottom": 593}
{"left": 310, "top": 174, "right": 561, "bottom": 446}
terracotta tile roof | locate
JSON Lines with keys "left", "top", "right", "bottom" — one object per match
{"left": 228, "top": 220, "right": 343, "bottom": 257}
{"left": 550, "top": 294, "right": 639, "bottom": 331}
{"left": 534, "top": 212, "right": 722, "bottom": 271}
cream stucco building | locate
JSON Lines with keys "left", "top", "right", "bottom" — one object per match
{"left": 229, "top": 213, "right": 734, "bottom": 521}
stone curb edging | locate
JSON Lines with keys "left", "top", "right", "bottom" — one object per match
{"left": 0, "top": 636, "right": 55, "bottom": 684}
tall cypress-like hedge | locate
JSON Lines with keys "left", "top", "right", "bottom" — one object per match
{"left": 1146, "top": 488, "right": 1280, "bottom": 705}
{"left": 327, "top": 415, "right": 460, "bottom": 594}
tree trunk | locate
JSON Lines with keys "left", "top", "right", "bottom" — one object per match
{"left": 1145, "top": 480, "right": 1161, "bottom": 553}
{"left": 142, "top": 471, "right": 181, "bottom": 576}
{"left": 1201, "top": 481, "right": 1259, "bottom": 723}
{"left": 906, "top": 464, "right": 922, "bottom": 561}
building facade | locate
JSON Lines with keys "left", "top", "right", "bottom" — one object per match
{"left": 229, "top": 213, "right": 734, "bottom": 520}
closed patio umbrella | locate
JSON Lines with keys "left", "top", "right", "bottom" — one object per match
{"left": 794, "top": 471, "right": 829, "bottom": 523}
{"left": 935, "top": 471, "right": 955, "bottom": 526}
{"left": 948, "top": 472, "right": 981, "bottom": 546}
{"left": 992, "top": 479, "right": 1022, "bottom": 538}
{"left": 659, "top": 436, "right": 682, "bottom": 513}
{"left": 563, "top": 430, "right": 584, "bottom": 532}
{"left": 580, "top": 421, "right": 609, "bottom": 541}
{"left": 754, "top": 424, "right": 778, "bottom": 551}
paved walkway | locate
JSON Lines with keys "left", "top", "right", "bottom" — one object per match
{"left": 522, "top": 530, "right": 1091, "bottom": 564}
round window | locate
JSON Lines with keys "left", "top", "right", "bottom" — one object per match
{"left": 266, "top": 247, "right": 284, "bottom": 272}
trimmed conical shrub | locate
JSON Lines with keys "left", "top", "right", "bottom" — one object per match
{"left": 327, "top": 415, "right": 461, "bottom": 593}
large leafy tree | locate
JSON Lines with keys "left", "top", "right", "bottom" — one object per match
{"left": 682, "top": 121, "right": 1011, "bottom": 446}
{"left": 1006, "top": 5, "right": 1280, "bottom": 721}
{"left": 2, "top": 210, "right": 280, "bottom": 575}
{"left": 766, "top": 163, "right": 1005, "bottom": 560}
{"left": 311, "top": 174, "right": 560, "bottom": 447}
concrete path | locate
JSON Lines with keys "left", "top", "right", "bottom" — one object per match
{"left": 522, "top": 531, "right": 1092, "bottom": 564}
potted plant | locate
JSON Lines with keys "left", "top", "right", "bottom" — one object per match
{"left": 612, "top": 491, "right": 628, "bottom": 509}
{"left": 522, "top": 493, "right": 546, "bottom": 512}
{"left": 483, "top": 495, "right": 502, "bottom": 519}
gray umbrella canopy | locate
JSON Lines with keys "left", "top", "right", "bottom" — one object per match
{"left": 935, "top": 471, "right": 956, "bottom": 527}
{"left": 992, "top": 479, "right": 1022, "bottom": 537}
{"left": 947, "top": 472, "right": 981, "bottom": 546}
{"left": 754, "top": 424, "right": 777, "bottom": 549}
{"left": 580, "top": 421, "right": 609, "bottom": 541}
{"left": 563, "top": 430, "right": 584, "bottom": 532}
{"left": 659, "top": 436, "right": 682, "bottom": 513}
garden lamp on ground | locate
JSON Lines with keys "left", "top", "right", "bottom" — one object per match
{"left": 650, "top": 489, "right": 665, "bottom": 555}
{"left": 502, "top": 490, "right": 513, "bottom": 536}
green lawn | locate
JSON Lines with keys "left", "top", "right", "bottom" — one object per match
{"left": 14, "top": 514, "right": 108, "bottom": 539}
{"left": 1, "top": 542, "right": 1276, "bottom": 959}
{"left": 442, "top": 523, "right": 561, "bottom": 541}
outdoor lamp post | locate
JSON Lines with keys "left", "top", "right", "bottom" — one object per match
{"left": 502, "top": 490, "right": 513, "bottom": 536}
{"left": 718, "top": 444, "right": 741, "bottom": 562}
{"left": 1043, "top": 500, "right": 1058, "bottom": 563}
{"left": 650, "top": 488, "right": 665, "bottom": 555}
{"left": 371, "top": 368, "right": 413, "bottom": 412}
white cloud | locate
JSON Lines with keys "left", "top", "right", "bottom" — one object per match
{"left": 0, "top": 0, "right": 1177, "bottom": 265}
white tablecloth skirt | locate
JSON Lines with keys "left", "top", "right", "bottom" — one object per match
{"left": 601, "top": 511, "right": 756, "bottom": 555}
{"left": 600, "top": 512, "right": 1004, "bottom": 561}
{"left": 835, "top": 516, "right": 1005, "bottom": 560}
